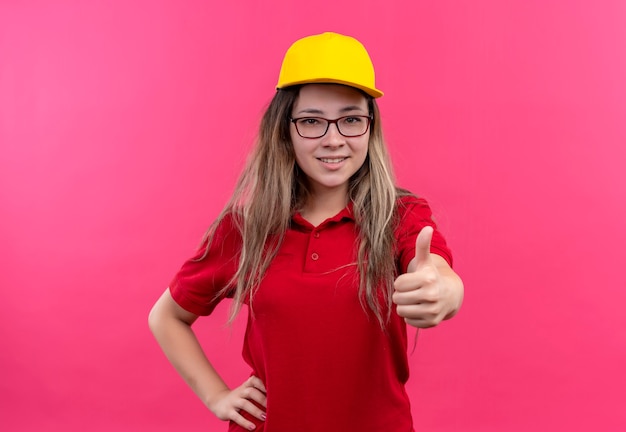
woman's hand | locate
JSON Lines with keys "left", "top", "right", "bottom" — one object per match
{"left": 208, "top": 375, "right": 267, "bottom": 431}
{"left": 393, "top": 226, "right": 464, "bottom": 328}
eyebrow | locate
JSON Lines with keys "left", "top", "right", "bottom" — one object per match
{"left": 294, "top": 105, "right": 367, "bottom": 116}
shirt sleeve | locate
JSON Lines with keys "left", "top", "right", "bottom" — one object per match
{"left": 169, "top": 214, "right": 242, "bottom": 316}
{"left": 395, "top": 195, "right": 453, "bottom": 273}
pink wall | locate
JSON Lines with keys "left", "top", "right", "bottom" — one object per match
{"left": 2, "top": 1, "right": 625, "bottom": 430}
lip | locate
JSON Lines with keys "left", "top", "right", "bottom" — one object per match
{"left": 316, "top": 156, "right": 348, "bottom": 163}
{"left": 316, "top": 156, "right": 348, "bottom": 171}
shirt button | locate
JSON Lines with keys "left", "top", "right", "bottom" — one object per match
{"left": 311, "top": 252, "right": 319, "bottom": 261}
{"left": 314, "top": 232, "right": 320, "bottom": 238}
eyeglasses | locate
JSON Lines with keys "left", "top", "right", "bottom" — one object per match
{"left": 290, "top": 115, "right": 373, "bottom": 139}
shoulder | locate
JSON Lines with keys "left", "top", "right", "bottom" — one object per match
{"left": 394, "top": 188, "right": 454, "bottom": 266}
{"left": 210, "top": 210, "right": 243, "bottom": 239}
{"left": 197, "top": 210, "right": 244, "bottom": 256}
{"left": 393, "top": 189, "right": 438, "bottom": 241}
{"left": 395, "top": 190, "right": 433, "bottom": 219}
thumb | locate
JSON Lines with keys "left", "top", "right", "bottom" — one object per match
{"left": 414, "top": 226, "right": 434, "bottom": 269}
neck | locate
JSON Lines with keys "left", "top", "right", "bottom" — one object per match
{"left": 301, "top": 186, "right": 349, "bottom": 226}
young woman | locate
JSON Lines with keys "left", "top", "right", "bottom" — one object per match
{"left": 149, "top": 32, "right": 464, "bottom": 432}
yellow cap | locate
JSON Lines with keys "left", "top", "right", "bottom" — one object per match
{"left": 276, "top": 32, "right": 383, "bottom": 98}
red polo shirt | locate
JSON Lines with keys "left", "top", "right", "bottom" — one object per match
{"left": 170, "top": 195, "right": 452, "bottom": 432}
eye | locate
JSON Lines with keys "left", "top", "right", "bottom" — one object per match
{"left": 344, "top": 116, "right": 363, "bottom": 124}
{"left": 298, "top": 118, "right": 321, "bottom": 125}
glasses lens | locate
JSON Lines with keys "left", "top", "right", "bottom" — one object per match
{"left": 295, "top": 118, "right": 329, "bottom": 138}
{"left": 337, "top": 116, "right": 369, "bottom": 137}
{"left": 293, "top": 116, "right": 371, "bottom": 138}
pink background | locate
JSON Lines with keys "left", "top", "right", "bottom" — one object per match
{"left": 2, "top": 1, "right": 625, "bottom": 430}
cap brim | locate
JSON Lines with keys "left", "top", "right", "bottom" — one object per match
{"left": 277, "top": 78, "right": 383, "bottom": 98}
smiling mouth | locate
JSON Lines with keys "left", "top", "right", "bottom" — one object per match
{"left": 318, "top": 157, "right": 347, "bottom": 164}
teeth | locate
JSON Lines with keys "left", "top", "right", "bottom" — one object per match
{"left": 319, "top": 157, "right": 346, "bottom": 163}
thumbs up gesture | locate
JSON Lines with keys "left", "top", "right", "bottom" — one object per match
{"left": 393, "top": 226, "right": 463, "bottom": 328}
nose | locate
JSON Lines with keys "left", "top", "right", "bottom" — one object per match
{"left": 322, "top": 122, "right": 345, "bottom": 147}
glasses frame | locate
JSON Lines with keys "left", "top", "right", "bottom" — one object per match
{"left": 289, "top": 115, "right": 373, "bottom": 139}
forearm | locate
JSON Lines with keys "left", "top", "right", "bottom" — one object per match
{"left": 148, "top": 292, "right": 229, "bottom": 409}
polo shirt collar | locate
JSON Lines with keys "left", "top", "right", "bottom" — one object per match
{"left": 292, "top": 202, "right": 355, "bottom": 229}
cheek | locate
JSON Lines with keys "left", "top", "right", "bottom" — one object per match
{"left": 356, "top": 137, "right": 370, "bottom": 158}
{"left": 354, "top": 140, "right": 370, "bottom": 170}
{"left": 290, "top": 130, "right": 305, "bottom": 156}
{"left": 291, "top": 140, "right": 311, "bottom": 168}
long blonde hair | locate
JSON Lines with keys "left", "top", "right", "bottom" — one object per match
{"left": 204, "top": 85, "right": 409, "bottom": 327}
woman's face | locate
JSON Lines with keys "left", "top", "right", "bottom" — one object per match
{"left": 290, "top": 84, "right": 370, "bottom": 197}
